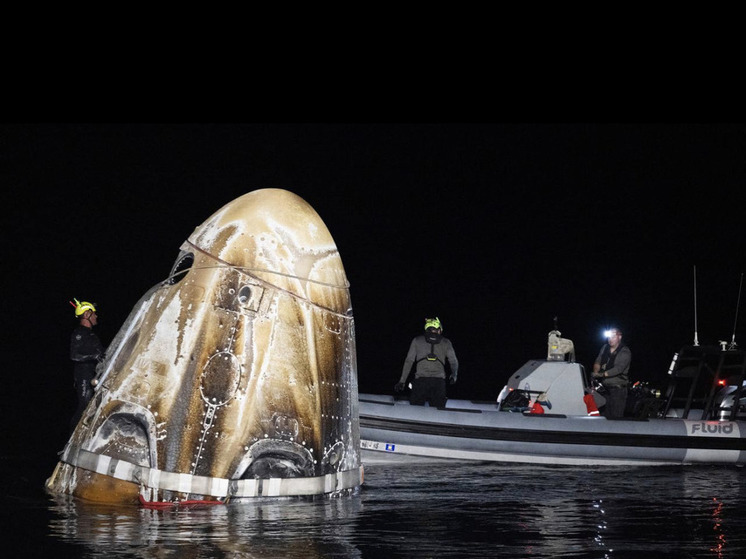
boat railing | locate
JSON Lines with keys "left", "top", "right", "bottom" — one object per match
{"left": 661, "top": 345, "right": 746, "bottom": 420}
{"left": 705, "top": 348, "right": 746, "bottom": 421}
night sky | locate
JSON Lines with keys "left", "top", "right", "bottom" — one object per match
{"left": 5, "top": 123, "right": 746, "bottom": 416}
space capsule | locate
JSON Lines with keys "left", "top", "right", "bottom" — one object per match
{"left": 46, "top": 189, "right": 362, "bottom": 505}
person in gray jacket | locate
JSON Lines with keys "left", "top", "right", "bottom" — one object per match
{"left": 591, "top": 327, "right": 631, "bottom": 418}
{"left": 395, "top": 317, "right": 459, "bottom": 407}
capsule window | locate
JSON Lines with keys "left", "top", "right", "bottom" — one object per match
{"left": 168, "top": 252, "right": 194, "bottom": 285}
{"left": 237, "top": 284, "right": 264, "bottom": 312}
{"left": 238, "top": 285, "right": 252, "bottom": 304}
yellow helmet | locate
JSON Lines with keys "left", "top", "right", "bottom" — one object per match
{"left": 70, "top": 298, "right": 97, "bottom": 317}
{"left": 424, "top": 317, "right": 442, "bottom": 331}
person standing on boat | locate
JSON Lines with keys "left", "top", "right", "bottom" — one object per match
{"left": 592, "top": 327, "right": 631, "bottom": 418}
{"left": 395, "top": 317, "right": 459, "bottom": 407}
{"left": 69, "top": 298, "right": 105, "bottom": 431}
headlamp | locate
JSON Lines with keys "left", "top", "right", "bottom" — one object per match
{"left": 604, "top": 328, "right": 619, "bottom": 339}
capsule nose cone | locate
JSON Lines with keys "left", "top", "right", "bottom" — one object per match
{"left": 186, "top": 188, "right": 349, "bottom": 312}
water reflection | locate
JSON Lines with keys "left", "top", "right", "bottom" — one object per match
{"left": 580, "top": 465, "right": 746, "bottom": 559}
{"left": 592, "top": 498, "right": 610, "bottom": 558}
{"left": 48, "top": 494, "right": 363, "bottom": 558}
{"left": 681, "top": 467, "right": 742, "bottom": 559}
{"left": 37, "top": 462, "right": 746, "bottom": 558}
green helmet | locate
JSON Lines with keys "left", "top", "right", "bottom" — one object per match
{"left": 424, "top": 317, "right": 441, "bottom": 331}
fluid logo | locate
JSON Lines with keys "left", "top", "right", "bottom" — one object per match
{"left": 689, "top": 422, "right": 735, "bottom": 435}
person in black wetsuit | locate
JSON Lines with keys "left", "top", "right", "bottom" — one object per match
{"left": 69, "top": 298, "right": 105, "bottom": 431}
{"left": 591, "top": 327, "right": 631, "bottom": 418}
{"left": 395, "top": 317, "right": 459, "bottom": 407}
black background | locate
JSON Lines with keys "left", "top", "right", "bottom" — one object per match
{"left": 4, "top": 123, "right": 745, "bottom": 425}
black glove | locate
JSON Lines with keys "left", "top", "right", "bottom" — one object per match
{"left": 592, "top": 371, "right": 603, "bottom": 379}
{"left": 448, "top": 374, "right": 457, "bottom": 385}
{"left": 394, "top": 382, "right": 405, "bottom": 392}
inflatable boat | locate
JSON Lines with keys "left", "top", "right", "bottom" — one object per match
{"left": 359, "top": 332, "right": 746, "bottom": 466}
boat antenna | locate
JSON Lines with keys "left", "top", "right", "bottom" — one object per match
{"left": 730, "top": 272, "right": 744, "bottom": 350}
{"left": 693, "top": 265, "right": 699, "bottom": 346}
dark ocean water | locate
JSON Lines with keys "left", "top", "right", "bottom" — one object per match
{"left": 5, "top": 449, "right": 746, "bottom": 559}
{"left": 5, "top": 382, "right": 744, "bottom": 558}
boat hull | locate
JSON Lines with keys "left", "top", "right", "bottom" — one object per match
{"left": 359, "top": 395, "right": 746, "bottom": 466}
